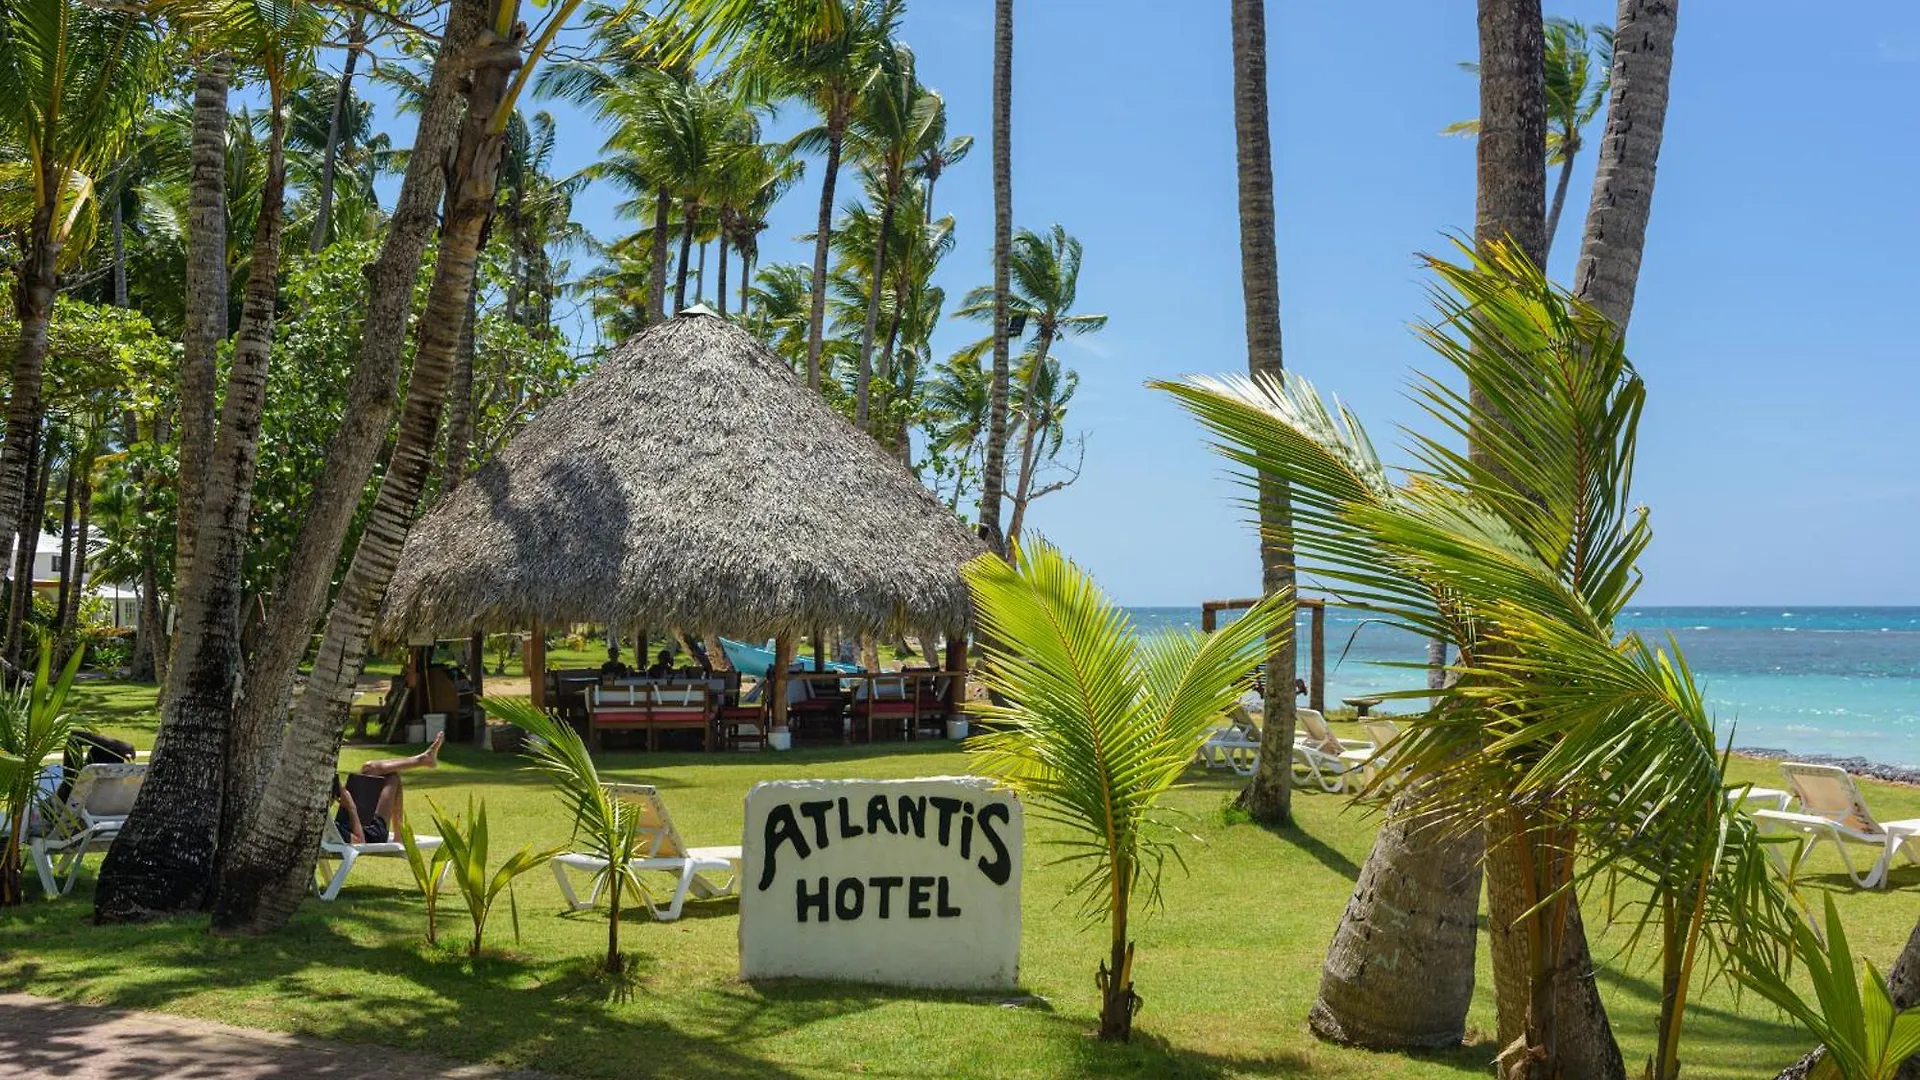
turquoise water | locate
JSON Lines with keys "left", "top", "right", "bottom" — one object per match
{"left": 1126, "top": 606, "right": 1920, "bottom": 767}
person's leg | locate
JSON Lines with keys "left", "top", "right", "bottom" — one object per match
{"left": 371, "top": 775, "right": 404, "bottom": 834}
{"left": 358, "top": 731, "right": 444, "bottom": 777}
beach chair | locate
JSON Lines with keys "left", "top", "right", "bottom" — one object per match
{"left": 1751, "top": 763, "right": 1920, "bottom": 889}
{"left": 1339, "top": 719, "right": 1407, "bottom": 791}
{"left": 550, "top": 783, "right": 742, "bottom": 921}
{"left": 1198, "top": 707, "right": 1264, "bottom": 775}
{"left": 314, "top": 774, "right": 444, "bottom": 902}
{"left": 1292, "top": 708, "right": 1372, "bottom": 794}
{"left": 28, "top": 762, "right": 145, "bottom": 898}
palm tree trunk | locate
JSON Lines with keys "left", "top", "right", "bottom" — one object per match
{"left": 1473, "top": 6, "right": 1626, "bottom": 1076}
{"left": 716, "top": 235, "right": 728, "bottom": 317}
{"left": 855, "top": 187, "right": 896, "bottom": 432}
{"left": 111, "top": 188, "right": 128, "bottom": 308}
{"left": 1310, "top": 776, "right": 1484, "bottom": 1047}
{"left": 69, "top": 450, "right": 95, "bottom": 652}
{"left": 5, "top": 425, "right": 52, "bottom": 665}
{"left": 1544, "top": 149, "right": 1578, "bottom": 260}
{"left": 209, "top": 0, "right": 485, "bottom": 881}
{"left": 978, "top": 0, "right": 1013, "bottom": 553}
{"left": 674, "top": 199, "right": 696, "bottom": 312}
{"left": 1227, "top": 0, "right": 1300, "bottom": 828}
{"left": 0, "top": 186, "right": 61, "bottom": 654}
{"left": 209, "top": 24, "right": 524, "bottom": 934}
{"left": 696, "top": 237, "right": 708, "bottom": 305}
{"left": 804, "top": 104, "right": 848, "bottom": 392}
{"left": 441, "top": 275, "right": 479, "bottom": 496}
{"left": 95, "top": 97, "right": 290, "bottom": 922}
{"left": 173, "top": 57, "right": 233, "bottom": 635}
{"left": 310, "top": 12, "right": 367, "bottom": 253}
{"left": 54, "top": 459, "right": 77, "bottom": 633}
{"left": 1572, "top": 0, "right": 1678, "bottom": 333}
{"left": 647, "top": 188, "right": 672, "bottom": 322}
{"left": 1097, "top": 878, "right": 1134, "bottom": 1040}
{"left": 738, "top": 246, "right": 752, "bottom": 319}
{"left": 1002, "top": 330, "right": 1054, "bottom": 550}
{"left": 877, "top": 284, "right": 905, "bottom": 425}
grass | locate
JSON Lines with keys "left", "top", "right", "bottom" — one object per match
{"left": 6, "top": 689, "right": 1917, "bottom": 1079}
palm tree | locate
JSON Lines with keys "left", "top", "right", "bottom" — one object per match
{"left": 659, "top": 0, "right": 896, "bottom": 390}
{"left": 926, "top": 341, "right": 990, "bottom": 512}
{"left": 0, "top": 0, "right": 162, "bottom": 650}
{"left": 1570, "top": 0, "right": 1678, "bottom": 334}
{"left": 1002, "top": 355, "right": 1080, "bottom": 547}
{"left": 966, "top": 536, "right": 1288, "bottom": 1042}
{"left": 487, "top": 698, "right": 646, "bottom": 974}
{"left": 843, "top": 43, "right": 939, "bottom": 431}
{"left": 910, "top": 103, "right": 971, "bottom": 221}
{"left": 94, "top": 0, "right": 325, "bottom": 921}
{"left": 210, "top": 0, "right": 592, "bottom": 933}
{"left": 173, "top": 57, "right": 231, "bottom": 615}
{"left": 958, "top": 226, "right": 1105, "bottom": 548}
{"left": 1226, "top": 0, "right": 1302, "bottom": 829}
{"left": 746, "top": 261, "right": 815, "bottom": 372}
{"left": 979, "top": 0, "right": 1014, "bottom": 553}
{"left": 1443, "top": 17, "right": 1612, "bottom": 258}
{"left": 1158, "top": 245, "right": 1791, "bottom": 1080}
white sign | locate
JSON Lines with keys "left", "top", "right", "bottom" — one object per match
{"left": 740, "top": 777, "right": 1023, "bottom": 990}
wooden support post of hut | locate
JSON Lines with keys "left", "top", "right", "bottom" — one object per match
{"left": 528, "top": 617, "right": 547, "bottom": 710}
{"left": 944, "top": 630, "right": 969, "bottom": 726}
{"left": 770, "top": 634, "right": 795, "bottom": 734}
{"left": 1201, "top": 595, "right": 1326, "bottom": 713}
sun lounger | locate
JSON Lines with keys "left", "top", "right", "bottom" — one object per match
{"left": 550, "top": 783, "right": 742, "bottom": 921}
{"left": 1338, "top": 719, "right": 1407, "bottom": 790}
{"left": 1752, "top": 762, "right": 1920, "bottom": 889}
{"left": 314, "top": 774, "right": 444, "bottom": 902}
{"left": 1199, "top": 707, "right": 1264, "bottom": 775}
{"left": 1292, "top": 708, "right": 1372, "bottom": 794}
{"left": 28, "top": 762, "right": 144, "bottom": 898}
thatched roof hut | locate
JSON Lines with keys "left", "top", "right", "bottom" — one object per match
{"left": 375, "top": 310, "right": 986, "bottom": 646}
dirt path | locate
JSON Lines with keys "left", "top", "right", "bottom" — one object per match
{"left": 0, "top": 993, "right": 549, "bottom": 1079}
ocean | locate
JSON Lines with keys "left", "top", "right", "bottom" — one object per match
{"left": 1126, "top": 605, "right": 1920, "bottom": 768}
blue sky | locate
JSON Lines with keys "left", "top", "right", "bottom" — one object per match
{"left": 359, "top": 0, "right": 1920, "bottom": 606}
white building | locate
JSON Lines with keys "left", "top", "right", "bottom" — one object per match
{"left": 6, "top": 530, "right": 141, "bottom": 628}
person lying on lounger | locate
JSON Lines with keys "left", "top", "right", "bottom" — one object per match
{"left": 330, "top": 733, "right": 443, "bottom": 844}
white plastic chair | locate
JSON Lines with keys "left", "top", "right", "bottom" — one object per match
{"left": 1752, "top": 762, "right": 1920, "bottom": 889}
{"left": 1198, "top": 707, "right": 1263, "bottom": 775}
{"left": 28, "top": 763, "right": 145, "bottom": 898}
{"left": 1292, "top": 708, "right": 1372, "bottom": 794}
{"left": 550, "top": 783, "right": 741, "bottom": 921}
{"left": 1339, "top": 719, "right": 1406, "bottom": 791}
{"left": 314, "top": 781, "right": 443, "bottom": 902}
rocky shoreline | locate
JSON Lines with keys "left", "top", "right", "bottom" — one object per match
{"left": 1736, "top": 748, "right": 1920, "bottom": 787}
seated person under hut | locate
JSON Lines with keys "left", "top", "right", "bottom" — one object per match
{"left": 330, "top": 733, "right": 443, "bottom": 844}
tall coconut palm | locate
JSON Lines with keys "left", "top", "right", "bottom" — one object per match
{"left": 1443, "top": 17, "right": 1612, "bottom": 259}
{"left": 211, "top": 0, "right": 590, "bottom": 933}
{"left": 1226, "top": 0, "right": 1301, "bottom": 830}
{"left": 308, "top": 10, "right": 368, "bottom": 252}
{"left": 657, "top": 0, "right": 896, "bottom": 390}
{"left": 842, "top": 42, "right": 938, "bottom": 432}
{"left": 93, "top": 0, "right": 325, "bottom": 920}
{"left": 978, "top": 0, "right": 1013, "bottom": 552}
{"left": 910, "top": 102, "right": 971, "bottom": 221}
{"left": 1158, "top": 245, "right": 1790, "bottom": 1080}
{"left": 1571, "top": 0, "right": 1678, "bottom": 334}
{"left": 957, "top": 225, "right": 1105, "bottom": 549}
{"left": 0, "top": 0, "right": 163, "bottom": 652}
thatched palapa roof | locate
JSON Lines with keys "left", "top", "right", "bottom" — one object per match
{"left": 375, "top": 311, "right": 987, "bottom": 645}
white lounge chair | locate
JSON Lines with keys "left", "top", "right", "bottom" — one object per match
{"left": 28, "top": 762, "right": 145, "bottom": 898}
{"left": 551, "top": 783, "right": 742, "bottom": 921}
{"left": 1199, "top": 707, "right": 1264, "bottom": 775}
{"left": 1752, "top": 763, "right": 1920, "bottom": 889}
{"left": 314, "top": 776, "right": 443, "bottom": 902}
{"left": 1293, "top": 708, "right": 1372, "bottom": 794}
{"left": 1339, "top": 719, "right": 1407, "bottom": 791}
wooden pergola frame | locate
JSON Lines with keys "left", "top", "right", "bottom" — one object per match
{"left": 1200, "top": 595, "right": 1326, "bottom": 713}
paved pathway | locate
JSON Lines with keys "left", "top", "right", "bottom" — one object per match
{"left": 0, "top": 994, "right": 548, "bottom": 1079}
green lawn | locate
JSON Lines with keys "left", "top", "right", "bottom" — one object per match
{"left": 8, "top": 689, "right": 1917, "bottom": 1079}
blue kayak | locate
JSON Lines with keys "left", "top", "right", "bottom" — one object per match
{"left": 719, "top": 637, "right": 863, "bottom": 677}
